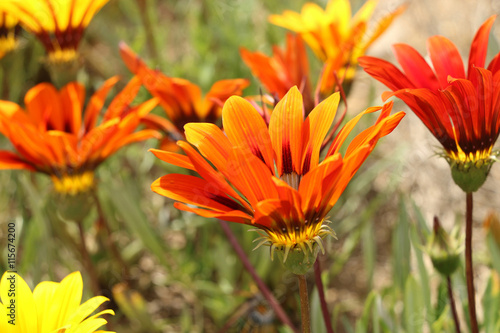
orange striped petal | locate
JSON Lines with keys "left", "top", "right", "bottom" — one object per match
{"left": 174, "top": 202, "right": 252, "bottom": 224}
{"left": 104, "top": 76, "right": 142, "bottom": 121}
{"left": 222, "top": 96, "right": 274, "bottom": 171}
{"left": 326, "top": 105, "right": 381, "bottom": 157}
{"left": 60, "top": 82, "right": 85, "bottom": 135}
{"left": 269, "top": 86, "right": 304, "bottom": 175}
{"left": 83, "top": 76, "right": 120, "bottom": 132}
{"left": 223, "top": 147, "right": 279, "bottom": 206}
{"left": 299, "top": 153, "right": 343, "bottom": 216}
{"left": 427, "top": 35, "right": 466, "bottom": 88}
{"left": 184, "top": 123, "right": 231, "bottom": 172}
{"left": 149, "top": 148, "right": 195, "bottom": 171}
{"left": 152, "top": 174, "right": 246, "bottom": 213}
{"left": 178, "top": 141, "right": 251, "bottom": 211}
{"left": 301, "top": 92, "right": 339, "bottom": 174}
{"left": 468, "top": 15, "right": 496, "bottom": 77}
{"left": 0, "top": 151, "right": 35, "bottom": 170}
{"left": 24, "top": 83, "right": 64, "bottom": 131}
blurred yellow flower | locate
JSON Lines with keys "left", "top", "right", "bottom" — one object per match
{"left": 269, "top": 0, "right": 404, "bottom": 94}
{"left": 0, "top": 271, "right": 114, "bottom": 333}
{"left": 0, "top": 0, "right": 109, "bottom": 63}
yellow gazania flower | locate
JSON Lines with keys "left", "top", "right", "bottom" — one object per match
{"left": 0, "top": 271, "right": 114, "bottom": 333}
{"left": 0, "top": 0, "right": 110, "bottom": 63}
{"left": 269, "top": 0, "right": 404, "bottom": 94}
{"left": 0, "top": 11, "right": 19, "bottom": 59}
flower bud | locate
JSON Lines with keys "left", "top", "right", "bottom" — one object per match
{"left": 427, "top": 217, "right": 462, "bottom": 276}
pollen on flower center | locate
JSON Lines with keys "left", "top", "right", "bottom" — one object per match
{"left": 51, "top": 171, "right": 95, "bottom": 196}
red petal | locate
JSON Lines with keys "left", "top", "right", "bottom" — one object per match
{"left": 468, "top": 15, "right": 496, "bottom": 77}
{"left": 427, "top": 36, "right": 466, "bottom": 88}
{"left": 392, "top": 43, "right": 439, "bottom": 90}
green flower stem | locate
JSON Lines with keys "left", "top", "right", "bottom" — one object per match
{"left": 298, "top": 274, "right": 311, "bottom": 333}
{"left": 77, "top": 220, "right": 101, "bottom": 296}
{"left": 218, "top": 220, "right": 299, "bottom": 333}
{"left": 314, "top": 259, "right": 334, "bottom": 333}
{"left": 447, "top": 276, "right": 461, "bottom": 333}
{"left": 92, "top": 188, "right": 131, "bottom": 283}
{"left": 465, "top": 192, "right": 478, "bottom": 333}
{"left": 137, "top": 0, "right": 160, "bottom": 65}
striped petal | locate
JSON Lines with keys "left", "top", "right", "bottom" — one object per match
{"left": 184, "top": 122, "right": 231, "bottom": 172}
{"left": 301, "top": 92, "right": 339, "bottom": 174}
{"left": 152, "top": 174, "right": 247, "bottom": 213}
{"left": 269, "top": 86, "right": 304, "bottom": 175}
{"left": 222, "top": 96, "right": 274, "bottom": 172}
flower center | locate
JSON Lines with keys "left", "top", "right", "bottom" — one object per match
{"left": 253, "top": 218, "right": 335, "bottom": 262}
{"left": 0, "top": 34, "right": 17, "bottom": 56}
{"left": 47, "top": 48, "right": 78, "bottom": 64}
{"left": 51, "top": 171, "right": 94, "bottom": 196}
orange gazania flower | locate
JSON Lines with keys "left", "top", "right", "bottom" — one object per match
{"left": 0, "top": 0, "right": 110, "bottom": 63}
{"left": 0, "top": 11, "right": 19, "bottom": 59}
{"left": 240, "top": 33, "right": 315, "bottom": 112}
{"left": 151, "top": 86, "right": 404, "bottom": 271}
{"left": 360, "top": 15, "right": 500, "bottom": 192}
{"left": 269, "top": 0, "right": 404, "bottom": 94}
{"left": 119, "top": 42, "right": 250, "bottom": 151}
{"left": 0, "top": 76, "right": 159, "bottom": 195}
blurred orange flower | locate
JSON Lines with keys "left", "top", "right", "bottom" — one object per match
{"left": 360, "top": 15, "right": 500, "bottom": 192}
{"left": 0, "top": 0, "right": 110, "bottom": 63}
{"left": 151, "top": 86, "right": 404, "bottom": 270}
{"left": 0, "top": 77, "right": 159, "bottom": 195}
{"left": 120, "top": 42, "right": 250, "bottom": 152}
{"left": 269, "top": 0, "right": 404, "bottom": 95}
{"left": 241, "top": 33, "right": 315, "bottom": 112}
{"left": 0, "top": 11, "right": 19, "bottom": 59}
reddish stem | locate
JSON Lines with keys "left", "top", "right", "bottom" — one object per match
{"left": 218, "top": 220, "right": 299, "bottom": 333}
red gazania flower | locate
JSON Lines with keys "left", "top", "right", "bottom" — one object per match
{"left": 151, "top": 86, "right": 404, "bottom": 273}
{"left": 240, "top": 33, "right": 315, "bottom": 112}
{"left": 0, "top": 0, "right": 110, "bottom": 63}
{"left": 119, "top": 42, "right": 250, "bottom": 152}
{"left": 269, "top": 0, "right": 405, "bottom": 94}
{"left": 360, "top": 15, "right": 500, "bottom": 192}
{"left": 0, "top": 77, "right": 159, "bottom": 195}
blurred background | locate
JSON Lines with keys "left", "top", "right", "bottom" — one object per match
{"left": 0, "top": 0, "right": 499, "bottom": 332}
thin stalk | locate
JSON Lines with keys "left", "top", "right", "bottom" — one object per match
{"left": 465, "top": 192, "right": 478, "bottom": 333}
{"left": 298, "top": 274, "right": 311, "bottom": 333}
{"left": 314, "top": 259, "right": 334, "bottom": 333}
{"left": 137, "top": 0, "right": 160, "bottom": 65}
{"left": 77, "top": 220, "right": 101, "bottom": 295}
{"left": 447, "top": 276, "right": 461, "bottom": 333}
{"left": 92, "top": 188, "right": 131, "bottom": 282}
{"left": 218, "top": 220, "right": 299, "bottom": 333}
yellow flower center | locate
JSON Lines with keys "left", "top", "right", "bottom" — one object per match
{"left": 253, "top": 218, "right": 335, "bottom": 262}
{"left": 447, "top": 145, "right": 494, "bottom": 168}
{"left": 47, "top": 48, "right": 78, "bottom": 64}
{"left": 51, "top": 171, "right": 94, "bottom": 196}
{"left": 0, "top": 34, "right": 17, "bottom": 57}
